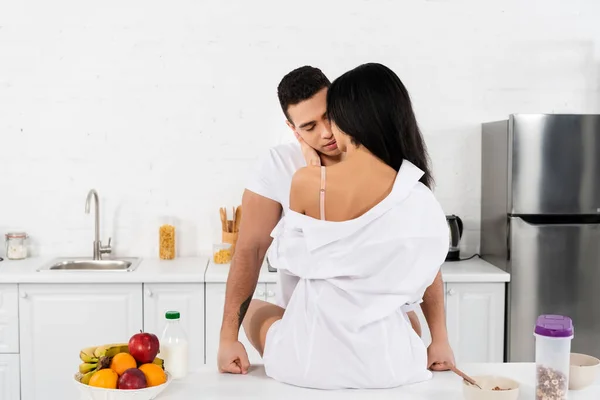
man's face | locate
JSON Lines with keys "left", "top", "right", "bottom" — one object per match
{"left": 286, "top": 88, "right": 341, "bottom": 156}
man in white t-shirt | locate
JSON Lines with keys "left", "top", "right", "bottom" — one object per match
{"left": 218, "top": 66, "right": 455, "bottom": 375}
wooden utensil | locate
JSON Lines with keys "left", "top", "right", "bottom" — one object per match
{"left": 234, "top": 206, "right": 242, "bottom": 232}
{"left": 448, "top": 364, "right": 482, "bottom": 389}
{"left": 232, "top": 206, "right": 236, "bottom": 233}
{"left": 219, "top": 207, "right": 227, "bottom": 232}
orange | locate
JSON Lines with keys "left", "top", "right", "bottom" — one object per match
{"left": 138, "top": 363, "right": 167, "bottom": 387}
{"left": 88, "top": 369, "right": 118, "bottom": 389}
{"left": 110, "top": 353, "right": 137, "bottom": 376}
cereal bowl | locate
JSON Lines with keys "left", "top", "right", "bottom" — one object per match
{"left": 74, "top": 372, "right": 172, "bottom": 400}
{"left": 462, "top": 375, "right": 520, "bottom": 400}
{"left": 569, "top": 353, "right": 600, "bottom": 390}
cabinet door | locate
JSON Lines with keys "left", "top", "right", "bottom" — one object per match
{"left": 445, "top": 282, "right": 505, "bottom": 363}
{"left": 204, "top": 283, "right": 266, "bottom": 367}
{"left": 0, "top": 285, "right": 19, "bottom": 353}
{"left": 0, "top": 354, "right": 20, "bottom": 400}
{"left": 143, "top": 283, "right": 204, "bottom": 371}
{"left": 19, "top": 284, "right": 143, "bottom": 400}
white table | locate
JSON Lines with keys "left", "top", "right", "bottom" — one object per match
{"left": 160, "top": 363, "right": 600, "bottom": 399}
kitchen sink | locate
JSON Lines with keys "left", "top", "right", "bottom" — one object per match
{"left": 37, "top": 257, "right": 142, "bottom": 272}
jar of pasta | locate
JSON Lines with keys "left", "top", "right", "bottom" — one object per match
{"left": 159, "top": 218, "right": 176, "bottom": 260}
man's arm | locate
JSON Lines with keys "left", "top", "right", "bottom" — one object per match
{"left": 421, "top": 270, "right": 455, "bottom": 370}
{"left": 218, "top": 189, "right": 282, "bottom": 373}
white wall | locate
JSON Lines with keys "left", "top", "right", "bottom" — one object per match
{"left": 1, "top": 0, "right": 599, "bottom": 258}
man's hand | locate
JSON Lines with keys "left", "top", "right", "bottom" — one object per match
{"left": 427, "top": 339, "right": 456, "bottom": 371}
{"left": 218, "top": 340, "right": 250, "bottom": 374}
{"left": 293, "top": 131, "right": 320, "bottom": 167}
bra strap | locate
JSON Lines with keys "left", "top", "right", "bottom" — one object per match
{"left": 319, "top": 166, "right": 326, "bottom": 220}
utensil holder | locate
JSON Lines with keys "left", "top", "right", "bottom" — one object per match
{"left": 222, "top": 231, "right": 238, "bottom": 251}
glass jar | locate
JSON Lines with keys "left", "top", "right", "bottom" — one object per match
{"left": 5, "top": 232, "right": 29, "bottom": 260}
{"left": 213, "top": 243, "right": 232, "bottom": 264}
{"left": 534, "top": 314, "right": 574, "bottom": 400}
{"left": 159, "top": 218, "right": 176, "bottom": 260}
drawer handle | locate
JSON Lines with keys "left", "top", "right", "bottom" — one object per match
{"left": 447, "top": 288, "right": 456, "bottom": 296}
{"left": 20, "top": 291, "right": 28, "bottom": 299}
{"left": 145, "top": 290, "right": 153, "bottom": 297}
{"left": 267, "top": 290, "right": 275, "bottom": 297}
{"left": 255, "top": 290, "right": 264, "bottom": 297}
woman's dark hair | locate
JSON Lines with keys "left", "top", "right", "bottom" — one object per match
{"left": 326, "top": 63, "right": 433, "bottom": 189}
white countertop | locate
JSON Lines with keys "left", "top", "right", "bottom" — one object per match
{"left": 0, "top": 256, "right": 209, "bottom": 283}
{"left": 205, "top": 257, "right": 510, "bottom": 284}
{"left": 0, "top": 255, "right": 509, "bottom": 284}
{"left": 159, "top": 363, "right": 598, "bottom": 399}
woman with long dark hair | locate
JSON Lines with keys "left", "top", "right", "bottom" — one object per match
{"left": 241, "top": 63, "right": 448, "bottom": 389}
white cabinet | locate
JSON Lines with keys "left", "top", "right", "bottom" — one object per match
{"left": 19, "top": 284, "right": 143, "bottom": 400}
{"left": 445, "top": 282, "right": 505, "bottom": 363}
{"left": 143, "top": 283, "right": 204, "bottom": 371}
{"left": 205, "top": 283, "right": 269, "bottom": 367}
{"left": 0, "top": 285, "right": 19, "bottom": 353}
{"left": 0, "top": 354, "right": 20, "bottom": 400}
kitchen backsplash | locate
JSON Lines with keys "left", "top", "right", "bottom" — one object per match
{"left": 1, "top": 0, "right": 598, "bottom": 258}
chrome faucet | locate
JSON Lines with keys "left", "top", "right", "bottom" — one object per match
{"left": 85, "top": 189, "right": 112, "bottom": 260}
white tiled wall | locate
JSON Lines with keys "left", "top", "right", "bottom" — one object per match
{"left": 1, "top": 0, "right": 599, "bottom": 258}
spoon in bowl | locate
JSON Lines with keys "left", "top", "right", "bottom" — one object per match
{"left": 446, "top": 363, "right": 482, "bottom": 389}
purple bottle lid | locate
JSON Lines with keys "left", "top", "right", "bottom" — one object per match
{"left": 534, "top": 314, "right": 574, "bottom": 338}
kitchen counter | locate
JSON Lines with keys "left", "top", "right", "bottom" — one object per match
{"left": 0, "top": 255, "right": 509, "bottom": 284}
{"left": 159, "top": 363, "right": 598, "bottom": 399}
{"left": 0, "top": 256, "right": 209, "bottom": 283}
{"left": 205, "top": 256, "right": 510, "bottom": 284}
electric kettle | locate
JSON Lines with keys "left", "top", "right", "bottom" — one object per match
{"left": 446, "top": 215, "right": 463, "bottom": 261}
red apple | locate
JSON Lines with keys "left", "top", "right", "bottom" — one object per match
{"left": 118, "top": 368, "right": 147, "bottom": 390}
{"left": 128, "top": 331, "right": 160, "bottom": 364}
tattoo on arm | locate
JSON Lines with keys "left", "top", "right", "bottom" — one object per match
{"left": 237, "top": 295, "right": 253, "bottom": 328}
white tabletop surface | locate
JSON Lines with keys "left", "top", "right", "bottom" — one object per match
{"left": 205, "top": 256, "right": 510, "bottom": 284}
{"left": 159, "top": 363, "right": 598, "bottom": 399}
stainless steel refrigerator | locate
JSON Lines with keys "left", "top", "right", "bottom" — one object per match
{"left": 481, "top": 114, "right": 600, "bottom": 362}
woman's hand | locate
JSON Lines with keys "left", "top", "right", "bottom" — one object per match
{"left": 294, "top": 131, "right": 321, "bottom": 167}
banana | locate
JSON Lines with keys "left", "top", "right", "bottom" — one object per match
{"left": 80, "top": 370, "right": 96, "bottom": 385}
{"left": 79, "top": 346, "right": 99, "bottom": 363}
{"left": 93, "top": 343, "right": 129, "bottom": 358}
{"left": 152, "top": 357, "right": 164, "bottom": 369}
{"left": 79, "top": 362, "right": 98, "bottom": 374}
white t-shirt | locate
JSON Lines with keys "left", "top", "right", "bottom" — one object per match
{"left": 246, "top": 142, "right": 306, "bottom": 213}
{"left": 245, "top": 142, "right": 307, "bottom": 307}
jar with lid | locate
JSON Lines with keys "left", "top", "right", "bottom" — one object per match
{"left": 534, "top": 314, "right": 574, "bottom": 400}
{"left": 5, "top": 232, "right": 29, "bottom": 260}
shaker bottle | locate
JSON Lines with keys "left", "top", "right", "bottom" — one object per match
{"left": 534, "top": 314, "right": 574, "bottom": 400}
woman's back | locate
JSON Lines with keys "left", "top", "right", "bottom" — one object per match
{"left": 290, "top": 149, "right": 398, "bottom": 222}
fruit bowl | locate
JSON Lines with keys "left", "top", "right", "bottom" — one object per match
{"left": 74, "top": 372, "right": 172, "bottom": 400}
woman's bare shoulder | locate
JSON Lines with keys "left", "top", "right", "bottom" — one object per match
{"left": 290, "top": 166, "right": 321, "bottom": 213}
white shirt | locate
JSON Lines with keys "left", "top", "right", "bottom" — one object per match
{"left": 245, "top": 142, "right": 308, "bottom": 307}
{"left": 262, "top": 160, "right": 448, "bottom": 389}
{"left": 246, "top": 142, "right": 306, "bottom": 213}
